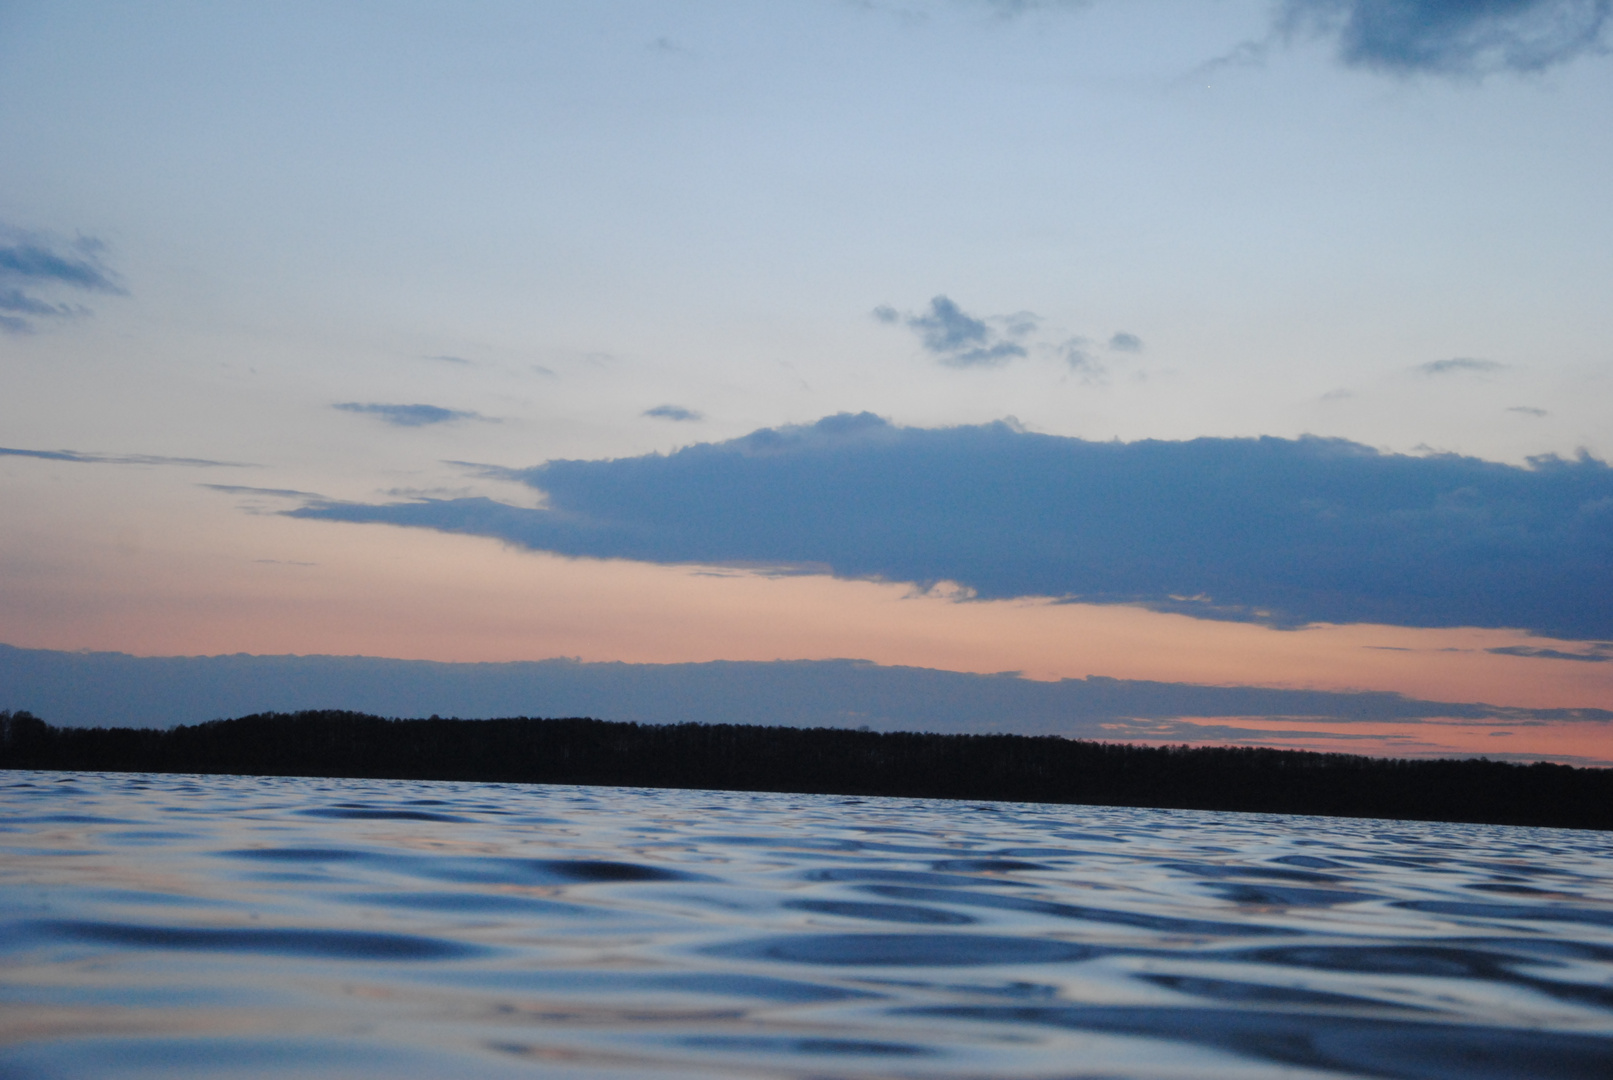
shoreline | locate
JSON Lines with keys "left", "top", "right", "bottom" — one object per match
{"left": 3, "top": 709, "right": 1609, "bottom": 831}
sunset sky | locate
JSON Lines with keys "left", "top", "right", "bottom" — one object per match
{"left": 3, "top": 1, "right": 1612, "bottom": 764}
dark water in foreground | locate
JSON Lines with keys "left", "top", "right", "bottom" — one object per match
{"left": 2, "top": 771, "right": 1611, "bottom": 1079}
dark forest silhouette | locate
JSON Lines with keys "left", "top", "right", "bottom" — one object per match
{"left": 2, "top": 709, "right": 1607, "bottom": 830}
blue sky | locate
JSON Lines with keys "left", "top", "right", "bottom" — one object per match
{"left": 2, "top": 1, "right": 1611, "bottom": 760}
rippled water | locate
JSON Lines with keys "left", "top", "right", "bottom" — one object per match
{"left": 2, "top": 771, "right": 1612, "bottom": 1079}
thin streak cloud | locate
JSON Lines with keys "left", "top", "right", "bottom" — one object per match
{"left": 1, "top": 446, "right": 250, "bottom": 468}
{"left": 643, "top": 405, "right": 704, "bottom": 422}
{"left": 333, "top": 403, "right": 490, "bottom": 427}
{"left": 1418, "top": 358, "right": 1505, "bottom": 375}
{"left": 201, "top": 484, "right": 324, "bottom": 499}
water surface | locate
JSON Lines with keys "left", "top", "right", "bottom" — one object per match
{"left": 2, "top": 770, "right": 1611, "bottom": 1078}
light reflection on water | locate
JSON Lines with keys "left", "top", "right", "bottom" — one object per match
{"left": 1, "top": 770, "right": 1611, "bottom": 1079}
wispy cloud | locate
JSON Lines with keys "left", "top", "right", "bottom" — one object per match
{"left": 200, "top": 483, "right": 325, "bottom": 515}
{"left": 1508, "top": 405, "right": 1549, "bottom": 417}
{"left": 1417, "top": 357, "right": 1504, "bottom": 375}
{"left": 440, "top": 459, "right": 528, "bottom": 483}
{"left": 648, "top": 35, "right": 695, "bottom": 56}
{"left": 1107, "top": 331, "right": 1143, "bottom": 353}
{"left": 1060, "top": 337, "right": 1097, "bottom": 373}
{"left": 643, "top": 405, "right": 704, "bottom": 422}
{"left": 0, "top": 446, "right": 249, "bottom": 467}
{"left": 201, "top": 484, "right": 323, "bottom": 499}
{"left": 1278, "top": 0, "right": 1612, "bottom": 76}
{"left": 0, "top": 226, "right": 125, "bottom": 334}
{"left": 332, "top": 403, "right": 489, "bottom": 427}
{"left": 288, "top": 413, "right": 1613, "bottom": 641}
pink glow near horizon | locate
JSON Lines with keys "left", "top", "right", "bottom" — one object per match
{"left": 1141, "top": 719, "right": 1613, "bottom": 768}
{"left": 2, "top": 495, "right": 1608, "bottom": 765}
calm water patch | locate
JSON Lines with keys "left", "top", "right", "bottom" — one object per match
{"left": 1, "top": 770, "right": 1610, "bottom": 1078}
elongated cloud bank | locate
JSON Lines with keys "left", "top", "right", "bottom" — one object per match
{"left": 291, "top": 414, "right": 1613, "bottom": 640}
{"left": 3, "top": 645, "right": 1606, "bottom": 745}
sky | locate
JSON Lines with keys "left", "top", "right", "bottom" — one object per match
{"left": 2, "top": 0, "right": 1612, "bottom": 763}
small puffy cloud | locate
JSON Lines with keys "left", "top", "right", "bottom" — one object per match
{"left": 290, "top": 413, "right": 1613, "bottom": 641}
{"left": 877, "top": 296, "right": 1133, "bottom": 375}
{"left": 0, "top": 227, "right": 124, "bottom": 333}
{"left": 878, "top": 295, "right": 1029, "bottom": 367}
{"left": 644, "top": 405, "right": 704, "bottom": 422}
{"left": 1417, "top": 357, "right": 1504, "bottom": 375}
{"left": 908, "top": 296, "right": 1002, "bottom": 357}
{"left": 1280, "top": 0, "right": 1612, "bottom": 76}
{"left": 333, "top": 403, "right": 487, "bottom": 427}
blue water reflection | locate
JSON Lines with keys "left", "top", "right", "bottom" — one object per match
{"left": 2, "top": 769, "right": 1611, "bottom": 1078}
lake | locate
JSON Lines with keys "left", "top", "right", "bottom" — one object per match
{"left": 2, "top": 769, "right": 1611, "bottom": 1078}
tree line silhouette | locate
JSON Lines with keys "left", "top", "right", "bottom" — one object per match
{"left": 2, "top": 709, "right": 1607, "bottom": 829}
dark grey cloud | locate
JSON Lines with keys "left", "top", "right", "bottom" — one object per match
{"left": 0, "top": 446, "right": 248, "bottom": 468}
{"left": 288, "top": 413, "right": 1613, "bottom": 640}
{"left": 332, "top": 403, "right": 487, "bottom": 427}
{"left": 1107, "top": 332, "right": 1143, "bottom": 353}
{"left": 0, "top": 228, "right": 124, "bottom": 333}
{"left": 644, "top": 405, "right": 704, "bottom": 422}
{"left": 1280, "top": 0, "right": 1611, "bottom": 76}
{"left": 4, "top": 646, "right": 1604, "bottom": 754}
{"left": 1418, "top": 357, "right": 1504, "bottom": 375}
{"left": 877, "top": 295, "right": 1031, "bottom": 367}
